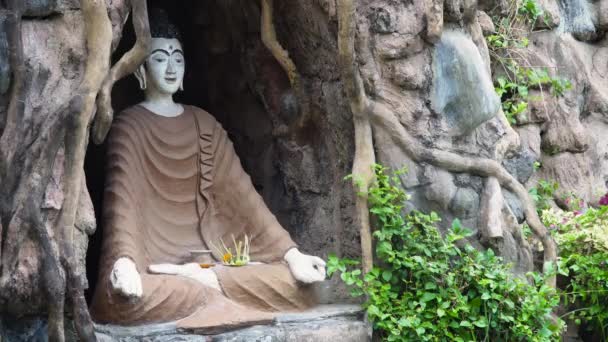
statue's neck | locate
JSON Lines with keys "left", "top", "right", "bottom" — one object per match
{"left": 140, "top": 90, "right": 184, "bottom": 117}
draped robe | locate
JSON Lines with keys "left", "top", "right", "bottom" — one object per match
{"left": 90, "top": 105, "right": 315, "bottom": 330}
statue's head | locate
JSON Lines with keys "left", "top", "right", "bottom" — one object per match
{"left": 135, "top": 8, "right": 184, "bottom": 96}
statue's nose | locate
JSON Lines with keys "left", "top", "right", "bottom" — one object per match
{"left": 166, "top": 61, "right": 176, "bottom": 74}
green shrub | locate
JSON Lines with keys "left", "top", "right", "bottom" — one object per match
{"left": 487, "top": 0, "right": 572, "bottom": 125}
{"left": 543, "top": 207, "right": 608, "bottom": 339}
{"left": 529, "top": 179, "right": 559, "bottom": 214}
{"left": 328, "top": 165, "right": 563, "bottom": 341}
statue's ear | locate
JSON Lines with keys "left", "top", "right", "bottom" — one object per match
{"left": 179, "top": 78, "right": 184, "bottom": 91}
{"left": 134, "top": 64, "right": 147, "bottom": 90}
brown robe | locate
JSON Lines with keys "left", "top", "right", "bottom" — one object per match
{"left": 90, "top": 105, "right": 314, "bottom": 329}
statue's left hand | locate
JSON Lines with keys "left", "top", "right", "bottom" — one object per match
{"left": 284, "top": 248, "right": 326, "bottom": 283}
{"left": 148, "top": 263, "right": 222, "bottom": 292}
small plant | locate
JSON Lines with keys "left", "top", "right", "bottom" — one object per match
{"left": 210, "top": 235, "right": 250, "bottom": 266}
{"left": 529, "top": 179, "right": 558, "bottom": 214}
{"left": 486, "top": 0, "right": 572, "bottom": 125}
{"left": 542, "top": 207, "right": 608, "bottom": 340}
{"left": 560, "top": 192, "right": 585, "bottom": 213}
{"left": 328, "top": 165, "right": 564, "bottom": 341}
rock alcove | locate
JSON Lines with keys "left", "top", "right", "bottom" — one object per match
{"left": 83, "top": 0, "right": 358, "bottom": 303}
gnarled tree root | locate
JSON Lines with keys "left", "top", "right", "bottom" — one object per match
{"left": 92, "top": 0, "right": 151, "bottom": 144}
{"left": 335, "top": 0, "right": 557, "bottom": 287}
{"left": 53, "top": 0, "right": 113, "bottom": 340}
{"left": 368, "top": 100, "right": 557, "bottom": 287}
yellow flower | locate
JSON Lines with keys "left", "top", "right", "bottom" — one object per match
{"left": 223, "top": 252, "right": 233, "bottom": 263}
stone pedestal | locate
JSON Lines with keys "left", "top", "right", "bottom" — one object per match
{"left": 94, "top": 305, "right": 370, "bottom": 342}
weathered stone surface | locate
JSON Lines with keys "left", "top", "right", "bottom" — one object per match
{"left": 0, "top": 316, "right": 48, "bottom": 342}
{"left": 0, "top": 15, "right": 9, "bottom": 95}
{"left": 23, "top": 0, "right": 60, "bottom": 17}
{"left": 424, "top": 168, "right": 457, "bottom": 211}
{"left": 431, "top": 31, "right": 501, "bottom": 135}
{"left": 477, "top": 11, "right": 495, "bottom": 35}
{"left": 479, "top": 177, "right": 504, "bottom": 241}
{"left": 557, "top": 0, "right": 598, "bottom": 41}
{"left": 503, "top": 190, "right": 525, "bottom": 223}
{"left": 92, "top": 305, "right": 369, "bottom": 342}
{"left": 502, "top": 148, "right": 536, "bottom": 184}
{"left": 0, "top": 0, "right": 128, "bottom": 318}
{"left": 449, "top": 187, "right": 480, "bottom": 219}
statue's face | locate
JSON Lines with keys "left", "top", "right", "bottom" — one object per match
{"left": 144, "top": 38, "right": 185, "bottom": 95}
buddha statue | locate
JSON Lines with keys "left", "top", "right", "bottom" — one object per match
{"left": 90, "top": 13, "right": 326, "bottom": 330}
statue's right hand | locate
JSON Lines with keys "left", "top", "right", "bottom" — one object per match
{"left": 110, "top": 257, "right": 143, "bottom": 299}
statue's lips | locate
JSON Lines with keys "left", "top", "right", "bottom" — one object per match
{"left": 165, "top": 77, "right": 177, "bottom": 83}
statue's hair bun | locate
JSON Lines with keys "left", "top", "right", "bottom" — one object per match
{"left": 149, "top": 7, "right": 182, "bottom": 41}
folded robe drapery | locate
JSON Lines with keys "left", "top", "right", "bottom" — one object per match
{"left": 90, "top": 105, "right": 315, "bottom": 328}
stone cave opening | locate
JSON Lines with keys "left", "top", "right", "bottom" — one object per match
{"left": 83, "top": 0, "right": 295, "bottom": 302}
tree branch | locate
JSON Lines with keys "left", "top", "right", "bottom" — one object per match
{"left": 260, "top": 0, "right": 311, "bottom": 135}
{"left": 260, "top": 0, "right": 301, "bottom": 95}
{"left": 91, "top": 0, "right": 151, "bottom": 144}
{"left": 337, "top": 0, "right": 375, "bottom": 274}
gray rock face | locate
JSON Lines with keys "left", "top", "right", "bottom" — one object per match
{"left": 23, "top": 0, "right": 61, "bottom": 17}
{"left": 0, "top": 16, "right": 9, "bottom": 95}
{"left": 502, "top": 149, "right": 536, "bottom": 184}
{"left": 557, "top": 0, "right": 597, "bottom": 41}
{"left": 449, "top": 187, "right": 480, "bottom": 219}
{"left": 431, "top": 31, "right": 501, "bottom": 135}
{"left": 0, "top": 316, "right": 48, "bottom": 342}
{"left": 93, "top": 305, "right": 369, "bottom": 342}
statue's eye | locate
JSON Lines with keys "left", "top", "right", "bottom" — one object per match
{"left": 175, "top": 58, "right": 183, "bottom": 64}
{"left": 154, "top": 58, "right": 166, "bottom": 63}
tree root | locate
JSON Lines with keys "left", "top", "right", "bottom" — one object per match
{"left": 337, "top": 0, "right": 375, "bottom": 274}
{"left": 27, "top": 197, "right": 67, "bottom": 342}
{"left": 260, "top": 0, "right": 300, "bottom": 93}
{"left": 0, "top": 0, "right": 26, "bottom": 169}
{"left": 336, "top": 0, "right": 557, "bottom": 287}
{"left": 260, "top": 0, "right": 311, "bottom": 135}
{"left": 53, "top": 0, "right": 113, "bottom": 340}
{"left": 92, "top": 0, "right": 151, "bottom": 144}
{"left": 0, "top": 0, "right": 27, "bottom": 280}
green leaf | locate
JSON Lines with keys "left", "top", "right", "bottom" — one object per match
{"left": 459, "top": 320, "right": 472, "bottom": 328}
{"left": 421, "top": 292, "right": 436, "bottom": 302}
{"left": 473, "top": 318, "right": 488, "bottom": 328}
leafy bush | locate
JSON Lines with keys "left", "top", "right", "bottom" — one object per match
{"left": 542, "top": 207, "right": 608, "bottom": 339}
{"left": 486, "top": 0, "right": 572, "bottom": 125}
{"left": 529, "top": 179, "right": 559, "bottom": 214}
{"left": 328, "top": 165, "right": 563, "bottom": 341}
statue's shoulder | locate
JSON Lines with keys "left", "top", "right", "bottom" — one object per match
{"left": 114, "top": 105, "right": 147, "bottom": 124}
{"left": 186, "top": 105, "right": 221, "bottom": 131}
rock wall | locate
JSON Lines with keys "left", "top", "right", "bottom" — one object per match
{"left": 0, "top": 0, "right": 607, "bottom": 338}
{"left": 0, "top": 0, "right": 129, "bottom": 317}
